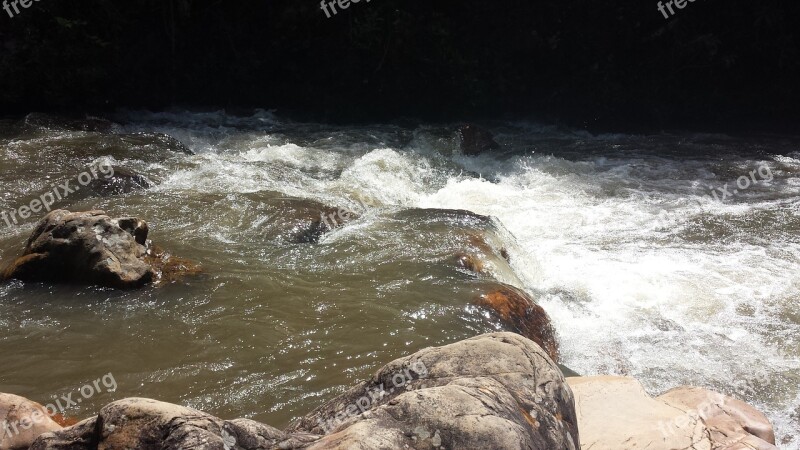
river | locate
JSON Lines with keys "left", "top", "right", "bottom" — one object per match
{"left": 1, "top": 110, "right": 798, "bottom": 447}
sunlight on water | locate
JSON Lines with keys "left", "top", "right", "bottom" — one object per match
{"left": 0, "top": 111, "right": 798, "bottom": 446}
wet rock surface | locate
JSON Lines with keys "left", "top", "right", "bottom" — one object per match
{"left": 475, "top": 284, "right": 560, "bottom": 362}
{"left": 117, "top": 132, "right": 194, "bottom": 155}
{"left": 1, "top": 210, "right": 154, "bottom": 289}
{"left": 87, "top": 166, "right": 153, "bottom": 196}
{"left": 1, "top": 210, "right": 199, "bottom": 289}
{"left": 22, "top": 113, "right": 119, "bottom": 134}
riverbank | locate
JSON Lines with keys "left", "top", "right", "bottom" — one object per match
{"left": 0, "top": 333, "right": 779, "bottom": 449}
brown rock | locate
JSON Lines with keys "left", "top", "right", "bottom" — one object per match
{"left": 1, "top": 210, "right": 201, "bottom": 289}
{"left": 143, "top": 245, "right": 203, "bottom": 286}
{"left": 475, "top": 284, "right": 560, "bottom": 362}
{"left": 49, "top": 414, "right": 80, "bottom": 428}
{"left": 1, "top": 210, "right": 154, "bottom": 289}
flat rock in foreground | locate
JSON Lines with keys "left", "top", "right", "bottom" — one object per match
{"left": 568, "top": 376, "right": 778, "bottom": 450}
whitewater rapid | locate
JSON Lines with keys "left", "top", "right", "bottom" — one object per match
{"left": 1, "top": 111, "right": 797, "bottom": 445}
{"left": 130, "top": 112, "right": 800, "bottom": 444}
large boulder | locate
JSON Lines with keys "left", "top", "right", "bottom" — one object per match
{"left": 1, "top": 210, "right": 199, "bottom": 289}
{"left": 568, "top": 376, "right": 778, "bottom": 450}
{"left": 1, "top": 210, "right": 154, "bottom": 289}
{"left": 290, "top": 332, "right": 579, "bottom": 449}
{"left": 0, "top": 393, "right": 62, "bottom": 450}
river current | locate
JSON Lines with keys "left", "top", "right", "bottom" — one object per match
{"left": 0, "top": 111, "right": 798, "bottom": 446}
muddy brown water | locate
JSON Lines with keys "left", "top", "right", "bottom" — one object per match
{"left": 0, "top": 112, "right": 798, "bottom": 445}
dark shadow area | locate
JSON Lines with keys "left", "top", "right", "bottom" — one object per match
{"left": 0, "top": 0, "right": 798, "bottom": 132}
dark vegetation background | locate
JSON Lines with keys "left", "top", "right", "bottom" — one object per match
{"left": 1, "top": 0, "right": 798, "bottom": 131}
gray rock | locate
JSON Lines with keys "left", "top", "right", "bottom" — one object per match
{"left": 290, "top": 332, "right": 579, "bottom": 449}
{"left": 99, "top": 398, "right": 226, "bottom": 449}
{"left": 28, "top": 400, "right": 319, "bottom": 450}
{"left": 29, "top": 417, "right": 98, "bottom": 450}
{"left": 31, "top": 399, "right": 225, "bottom": 450}
{"left": 223, "top": 419, "right": 319, "bottom": 449}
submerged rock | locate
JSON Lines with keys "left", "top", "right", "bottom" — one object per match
{"left": 455, "top": 252, "right": 486, "bottom": 273}
{"left": 117, "top": 132, "right": 194, "bottom": 155}
{"left": 87, "top": 166, "right": 153, "bottom": 196}
{"left": 454, "top": 231, "right": 513, "bottom": 276}
{"left": 1, "top": 210, "right": 199, "bottom": 289}
{"left": 0, "top": 393, "right": 62, "bottom": 450}
{"left": 568, "top": 376, "right": 778, "bottom": 450}
{"left": 475, "top": 284, "right": 560, "bottom": 362}
{"left": 28, "top": 333, "right": 579, "bottom": 450}
{"left": 457, "top": 124, "right": 501, "bottom": 156}
{"left": 144, "top": 244, "right": 203, "bottom": 285}
{"left": 289, "top": 203, "right": 361, "bottom": 244}
{"left": 292, "top": 219, "right": 333, "bottom": 244}
{"left": 23, "top": 113, "right": 119, "bottom": 133}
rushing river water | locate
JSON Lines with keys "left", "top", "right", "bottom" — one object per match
{"left": 0, "top": 111, "right": 798, "bottom": 447}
